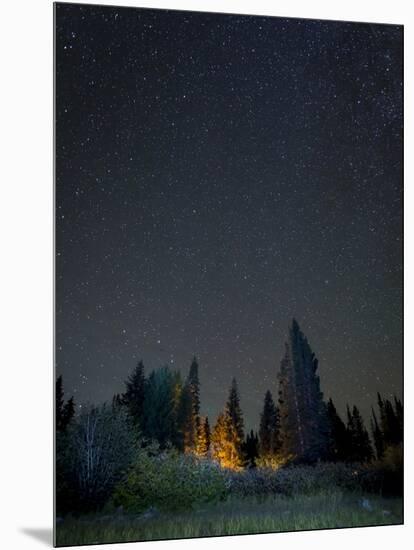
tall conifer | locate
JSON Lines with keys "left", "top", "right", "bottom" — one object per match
{"left": 346, "top": 405, "right": 373, "bottom": 462}
{"left": 326, "top": 397, "right": 349, "bottom": 461}
{"left": 259, "top": 390, "right": 280, "bottom": 456}
{"left": 122, "top": 360, "right": 146, "bottom": 427}
{"left": 278, "top": 319, "right": 329, "bottom": 463}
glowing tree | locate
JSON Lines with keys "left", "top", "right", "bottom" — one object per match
{"left": 211, "top": 378, "right": 245, "bottom": 469}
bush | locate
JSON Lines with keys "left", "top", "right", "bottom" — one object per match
{"left": 359, "top": 444, "right": 403, "bottom": 496}
{"left": 113, "top": 449, "right": 227, "bottom": 512}
{"left": 56, "top": 404, "right": 139, "bottom": 514}
{"left": 225, "top": 462, "right": 375, "bottom": 498}
{"left": 255, "top": 453, "right": 288, "bottom": 470}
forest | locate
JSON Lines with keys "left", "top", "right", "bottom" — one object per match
{"left": 55, "top": 320, "right": 403, "bottom": 545}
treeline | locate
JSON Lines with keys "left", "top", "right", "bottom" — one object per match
{"left": 55, "top": 320, "right": 403, "bottom": 515}
{"left": 57, "top": 319, "right": 403, "bottom": 473}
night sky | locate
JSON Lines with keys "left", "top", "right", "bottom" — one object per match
{"left": 55, "top": 2, "right": 403, "bottom": 430}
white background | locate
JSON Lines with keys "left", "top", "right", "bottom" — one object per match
{"left": 0, "top": 0, "right": 411, "bottom": 548}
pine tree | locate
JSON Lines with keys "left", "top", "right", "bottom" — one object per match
{"left": 63, "top": 396, "right": 75, "bottom": 427}
{"left": 384, "top": 398, "right": 400, "bottom": 445}
{"left": 377, "top": 392, "right": 385, "bottom": 429}
{"left": 170, "top": 369, "right": 184, "bottom": 448}
{"left": 56, "top": 375, "right": 75, "bottom": 432}
{"left": 142, "top": 367, "right": 177, "bottom": 448}
{"left": 176, "top": 358, "right": 201, "bottom": 452}
{"left": 259, "top": 390, "right": 280, "bottom": 457}
{"left": 278, "top": 319, "right": 329, "bottom": 463}
{"left": 346, "top": 405, "right": 373, "bottom": 463}
{"left": 196, "top": 416, "right": 211, "bottom": 457}
{"left": 370, "top": 407, "right": 384, "bottom": 460}
{"left": 211, "top": 379, "right": 245, "bottom": 469}
{"left": 224, "top": 378, "right": 245, "bottom": 468}
{"left": 122, "top": 360, "right": 146, "bottom": 427}
{"left": 394, "top": 396, "right": 403, "bottom": 441}
{"left": 326, "top": 398, "right": 349, "bottom": 461}
{"left": 176, "top": 380, "right": 195, "bottom": 452}
{"left": 56, "top": 375, "right": 65, "bottom": 432}
{"left": 211, "top": 411, "right": 242, "bottom": 469}
{"left": 226, "top": 378, "right": 244, "bottom": 443}
{"left": 211, "top": 412, "right": 229, "bottom": 466}
{"left": 188, "top": 357, "right": 201, "bottom": 433}
{"left": 376, "top": 393, "right": 403, "bottom": 448}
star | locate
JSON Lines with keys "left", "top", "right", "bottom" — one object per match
{"left": 55, "top": 2, "right": 402, "bottom": 430}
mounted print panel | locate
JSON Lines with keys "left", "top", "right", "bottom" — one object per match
{"left": 54, "top": 2, "right": 403, "bottom": 547}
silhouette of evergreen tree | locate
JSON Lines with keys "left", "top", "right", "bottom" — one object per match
{"left": 259, "top": 390, "right": 280, "bottom": 456}
{"left": 379, "top": 393, "right": 402, "bottom": 444}
{"left": 122, "top": 360, "right": 146, "bottom": 427}
{"left": 56, "top": 375, "right": 75, "bottom": 432}
{"left": 226, "top": 377, "right": 244, "bottom": 443}
{"left": 142, "top": 367, "right": 178, "bottom": 448}
{"left": 326, "top": 398, "right": 349, "bottom": 461}
{"left": 278, "top": 319, "right": 329, "bottom": 463}
{"left": 394, "top": 396, "right": 403, "bottom": 441}
{"left": 370, "top": 407, "right": 384, "bottom": 460}
{"left": 188, "top": 357, "right": 201, "bottom": 433}
{"left": 176, "top": 380, "right": 194, "bottom": 452}
{"left": 175, "top": 358, "right": 201, "bottom": 452}
{"left": 346, "top": 405, "right": 373, "bottom": 462}
{"left": 371, "top": 393, "right": 403, "bottom": 459}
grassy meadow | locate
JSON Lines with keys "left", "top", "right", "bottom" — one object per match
{"left": 56, "top": 490, "right": 402, "bottom": 546}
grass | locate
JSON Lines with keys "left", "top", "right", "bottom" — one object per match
{"left": 56, "top": 491, "right": 403, "bottom": 547}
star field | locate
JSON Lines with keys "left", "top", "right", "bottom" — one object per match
{"left": 55, "top": 3, "right": 403, "bottom": 429}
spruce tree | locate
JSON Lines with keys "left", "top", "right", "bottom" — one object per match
{"left": 56, "top": 375, "right": 64, "bottom": 430}
{"left": 142, "top": 367, "right": 177, "bottom": 448}
{"left": 176, "top": 380, "right": 195, "bottom": 452}
{"left": 211, "top": 412, "right": 229, "bottom": 466}
{"left": 56, "top": 375, "right": 75, "bottom": 432}
{"left": 170, "top": 369, "right": 184, "bottom": 448}
{"left": 394, "top": 396, "right": 403, "bottom": 441}
{"left": 326, "top": 398, "right": 349, "bottom": 461}
{"left": 176, "top": 358, "right": 201, "bottom": 452}
{"left": 370, "top": 407, "right": 384, "bottom": 460}
{"left": 278, "top": 319, "right": 329, "bottom": 463}
{"left": 211, "top": 411, "right": 242, "bottom": 469}
{"left": 226, "top": 378, "right": 244, "bottom": 443}
{"left": 211, "top": 379, "right": 245, "bottom": 469}
{"left": 188, "top": 357, "right": 201, "bottom": 433}
{"left": 63, "top": 396, "right": 75, "bottom": 427}
{"left": 224, "top": 378, "right": 245, "bottom": 468}
{"left": 122, "top": 360, "right": 146, "bottom": 427}
{"left": 384, "top": 398, "right": 400, "bottom": 445}
{"left": 346, "top": 405, "right": 373, "bottom": 463}
{"left": 259, "top": 390, "right": 280, "bottom": 457}
{"left": 377, "top": 393, "right": 403, "bottom": 448}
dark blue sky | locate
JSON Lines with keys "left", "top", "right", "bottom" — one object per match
{"left": 56, "top": 3, "right": 402, "bottom": 429}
